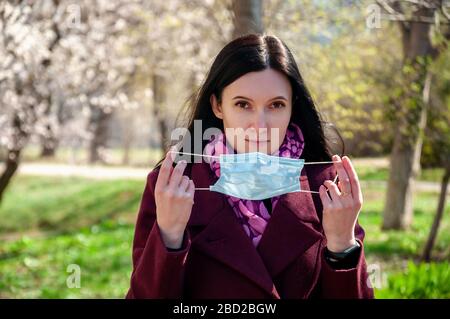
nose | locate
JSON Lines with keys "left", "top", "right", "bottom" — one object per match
{"left": 249, "top": 110, "right": 268, "bottom": 138}
{"left": 252, "top": 111, "right": 267, "bottom": 133}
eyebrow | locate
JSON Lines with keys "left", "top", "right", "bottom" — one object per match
{"left": 232, "top": 95, "right": 288, "bottom": 102}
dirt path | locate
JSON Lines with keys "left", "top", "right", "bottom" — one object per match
{"left": 16, "top": 163, "right": 149, "bottom": 180}
{"left": 9, "top": 161, "right": 447, "bottom": 194}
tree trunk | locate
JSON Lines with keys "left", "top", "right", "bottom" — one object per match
{"left": 39, "top": 106, "right": 59, "bottom": 158}
{"left": 121, "top": 111, "right": 134, "bottom": 166}
{"left": 39, "top": 94, "right": 59, "bottom": 158}
{"left": 422, "top": 167, "right": 449, "bottom": 262}
{"left": 88, "top": 107, "right": 112, "bottom": 164}
{"left": 40, "top": 137, "right": 57, "bottom": 157}
{"left": 152, "top": 73, "right": 168, "bottom": 152}
{"left": 0, "top": 150, "right": 21, "bottom": 204}
{"left": 0, "top": 110, "right": 29, "bottom": 204}
{"left": 232, "top": 0, "right": 263, "bottom": 39}
{"left": 382, "top": 7, "right": 436, "bottom": 230}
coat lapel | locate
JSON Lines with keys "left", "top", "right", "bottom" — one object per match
{"left": 193, "top": 205, "right": 281, "bottom": 298}
{"left": 256, "top": 167, "right": 324, "bottom": 278}
{"left": 186, "top": 161, "right": 324, "bottom": 298}
{"left": 187, "top": 162, "right": 280, "bottom": 298}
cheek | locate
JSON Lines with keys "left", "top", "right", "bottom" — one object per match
{"left": 273, "top": 127, "right": 288, "bottom": 149}
{"left": 269, "top": 104, "right": 291, "bottom": 122}
{"left": 222, "top": 106, "right": 237, "bottom": 124}
{"left": 221, "top": 107, "right": 245, "bottom": 129}
{"left": 271, "top": 113, "right": 291, "bottom": 139}
{"left": 266, "top": 120, "right": 290, "bottom": 153}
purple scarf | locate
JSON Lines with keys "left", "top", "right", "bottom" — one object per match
{"left": 203, "top": 123, "right": 305, "bottom": 247}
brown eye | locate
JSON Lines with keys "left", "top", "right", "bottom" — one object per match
{"left": 235, "top": 101, "right": 249, "bottom": 109}
{"left": 272, "top": 102, "right": 285, "bottom": 109}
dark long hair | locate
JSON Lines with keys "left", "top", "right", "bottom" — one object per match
{"left": 156, "top": 33, "right": 339, "bottom": 168}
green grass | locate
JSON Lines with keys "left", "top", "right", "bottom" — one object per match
{"left": 360, "top": 187, "right": 450, "bottom": 258}
{"left": 354, "top": 183, "right": 450, "bottom": 298}
{"left": 0, "top": 175, "right": 144, "bottom": 233}
{"left": 355, "top": 164, "right": 444, "bottom": 183}
{"left": 0, "top": 220, "right": 133, "bottom": 298}
{"left": 375, "top": 261, "right": 450, "bottom": 298}
{"left": 0, "top": 166, "right": 449, "bottom": 298}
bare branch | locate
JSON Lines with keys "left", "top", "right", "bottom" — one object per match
{"left": 441, "top": 0, "right": 450, "bottom": 19}
{"left": 380, "top": 12, "right": 450, "bottom": 23}
{"left": 377, "top": 0, "right": 403, "bottom": 15}
{"left": 376, "top": 0, "right": 450, "bottom": 24}
{"left": 402, "top": 0, "right": 439, "bottom": 9}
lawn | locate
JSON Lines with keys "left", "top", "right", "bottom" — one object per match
{"left": 0, "top": 165, "right": 448, "bottom": 298}
{"left": 0, "top": 175, "right": 143, "bottom": 298}
{"left": 0, "top": 220, "right": 133, "bottom": 298}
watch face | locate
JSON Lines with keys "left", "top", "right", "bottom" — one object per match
{"left": 325, "top": 243, "right": 361, "bottom": 269}
{"left": 345, "top": 242, "right": 361, "bottom": 253}
{"left": 327, "top": 243, "right": 361, "bottom": 259}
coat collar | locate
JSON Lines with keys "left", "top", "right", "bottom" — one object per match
{"left": 186, "top": 161, "right": 324, "bottom": 298}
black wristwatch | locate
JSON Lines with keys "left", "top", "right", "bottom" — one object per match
{"left": 326, "top": 241, "right": 361, "bottom": 261}
{"left": 325, "top": 241, "right": 361, "bottom": 269}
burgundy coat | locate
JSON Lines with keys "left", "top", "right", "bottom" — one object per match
{"left": 125, "top": 161, "right": 374, "bottom": 299}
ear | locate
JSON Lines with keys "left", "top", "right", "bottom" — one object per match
{"left": 210, "top": 94, "right": 223, "bottom": 119}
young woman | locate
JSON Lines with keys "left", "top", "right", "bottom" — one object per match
{"left": 126, "top": 34, "right": 374, "bottom": 299}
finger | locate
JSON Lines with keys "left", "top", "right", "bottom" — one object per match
{"left": 187, "top": 180, "right": 195, "bottom": 196}
{"left": 332, "top": 155, "right": 352, "bottom": 195}
{"left": 178, "top": 176, "right": 190, "bottom": 192}
{"left": 324, "top": 180, "right": 341, "bottom": 203}
{"left": 168, "top": 160, "right": 187, "bottom": 190}
{"left": 168, "top": 146, "right": 177, "bottom": 161}
{"left": 186, "top": 180, "right": 195, "bottom": 204}
{"left": 342, "top": 156, "right": 363, "bottom": 203}
{"left": 187, "top": 179, "right": 195, "bottom": 193}
{"left": 319, "top": 185, "right": 332, "bottom": 208}
{"left": 155, "top": 150, "right": 174, "bottom": 190}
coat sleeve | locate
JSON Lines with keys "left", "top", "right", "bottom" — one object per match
{"left": 318, "top": 222, "right": 374, "bottom": 299}
{"left": 305, "top": 164, "right": 375, "bottom": 299}
{"left": 125, "top": 168, "right": 192, "bottom": 299}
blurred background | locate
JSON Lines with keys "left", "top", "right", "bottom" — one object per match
{"left": 0, "top": 0, "right": 449, "bottom": 298}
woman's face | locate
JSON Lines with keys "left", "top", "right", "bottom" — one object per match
{"left": 211, "top": 68, "right": 292, "bottom": 154}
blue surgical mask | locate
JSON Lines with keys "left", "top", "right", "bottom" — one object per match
{"left": 170, "top": 150, "right": 331, "bottom": 200}
{"left": 209, "top": 152, "right": 305, "bottom": 200}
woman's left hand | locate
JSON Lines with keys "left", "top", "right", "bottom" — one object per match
{"left": 319, "top": 155, "right": 363, "bottom": 253}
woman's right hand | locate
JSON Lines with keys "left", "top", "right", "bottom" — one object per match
{"left": 154, "top": 149, "right": 195, "bottom": 249}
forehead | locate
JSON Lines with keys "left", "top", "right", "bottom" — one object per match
{"left": 223, "top": 68, "right": 292, "bottom": 100}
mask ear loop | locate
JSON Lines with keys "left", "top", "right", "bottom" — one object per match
{"left": 168, "top": 150, "right": 337, "bottom": 194}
